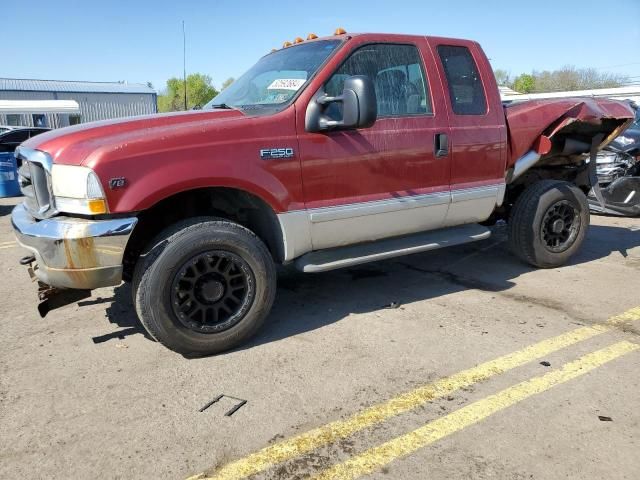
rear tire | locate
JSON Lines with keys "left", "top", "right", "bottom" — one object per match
{"left": 132, "top": 218, "right": 276, "bottom": 355}
{"left": 508, "top": 180, "right": 589, "bottom": 268}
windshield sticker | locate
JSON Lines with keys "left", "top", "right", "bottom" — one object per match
{"left": 267, "top": 78, "right": 306, "bottom": 91}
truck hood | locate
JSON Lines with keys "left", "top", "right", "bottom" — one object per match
{"left": 21, "top": 109, "right": 247, "bottom": 166}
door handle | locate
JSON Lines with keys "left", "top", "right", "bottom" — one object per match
{"left": 434, "top": 133, "right": 449, "bottom": 157}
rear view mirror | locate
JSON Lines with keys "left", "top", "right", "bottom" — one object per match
{"left": 306, "top": 75, "right": 377, "bottom": 132}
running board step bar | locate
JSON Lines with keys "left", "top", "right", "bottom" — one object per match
{"left": 294, "top": 224, "right": 491, "bottom": 273}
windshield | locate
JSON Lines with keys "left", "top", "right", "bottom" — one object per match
{"left": 205, "top": 39, "right": 341, "bottom": 111}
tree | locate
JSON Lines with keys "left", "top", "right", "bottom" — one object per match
{"left": 508, "top": 66, "right": 627, "bottom": 94}
{"left": 531, "top": 66, "right": 626, "bottom": 92}
{"left": 157, "top": 73, "right": 219, "bottom": 112}
{"left": 512, "top": 73, "right": 536, "bottom": 93}
{"left": 221, "top": 77, "right": 235, "bottom": 90}
{"left": 493, "top": 69, "right": 510, "bottom": 86}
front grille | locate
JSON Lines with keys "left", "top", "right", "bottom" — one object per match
{"left": 17, "top": 162, "right": 38, "bottom": 213}
{"left": 16, "top": 148, "right": 55, "bottom": 218}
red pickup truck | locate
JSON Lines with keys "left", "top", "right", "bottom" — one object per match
{"left": 13, "top": 31, "right": 633, "bottom": 355}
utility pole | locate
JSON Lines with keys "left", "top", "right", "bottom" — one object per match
{"left": 183, "top": 20, "right": 187, "bottom": 110}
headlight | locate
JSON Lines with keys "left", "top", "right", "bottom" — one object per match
{"left": 51, "top": 165, "right": 108, "bottom": 215}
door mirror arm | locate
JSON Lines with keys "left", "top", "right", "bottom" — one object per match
{"left": 315, "top": 93, "right": 347, "bottom": 129}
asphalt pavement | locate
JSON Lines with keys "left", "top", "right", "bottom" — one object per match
{"left": 1, "top": 196, "right": 639, "bottom": 480}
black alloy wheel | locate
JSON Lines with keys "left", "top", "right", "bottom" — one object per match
{"left": 508, "top": 180, "right": 589, "bottom": 268}
{"left": 171, "top": 251, "right": 255, "bottom": 333}
{"left": 540, "top": 200, "right": 580, "bottom": 253}
{"left": 132, "top": 218, "right": 277, "bottom": 356}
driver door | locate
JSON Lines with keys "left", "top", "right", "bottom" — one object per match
{"left": 296, "top": 41, "right": 451, "bottom": 250}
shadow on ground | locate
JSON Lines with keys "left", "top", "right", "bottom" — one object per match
{"left": 91, "top": 285, "right": 153, "bottom": 344}
{"left": 91, "top": 223, "right": 639, "bottom": 353}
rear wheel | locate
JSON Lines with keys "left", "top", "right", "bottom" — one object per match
{"left": 132, "top": 218, "right": 276, "bottom": 355}
{"left": 509, "top": 180, "right": 589, "bottom": 268}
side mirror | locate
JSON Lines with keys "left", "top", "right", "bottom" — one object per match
{"left": 306, "top": 75, "right": 377, "bottom": 132}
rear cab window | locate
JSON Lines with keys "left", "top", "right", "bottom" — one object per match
{"left": 437, "top": 45, "right": 487, "bottom": 115}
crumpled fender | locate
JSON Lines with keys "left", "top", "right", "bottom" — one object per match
{"left": 505, "top": 98, "right": 634, "bottom": 167}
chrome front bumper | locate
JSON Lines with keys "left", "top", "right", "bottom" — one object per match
{"left": 12, "top": 203, "right": 138, "bottom": 290}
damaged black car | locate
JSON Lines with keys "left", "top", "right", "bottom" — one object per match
{"left": 589, "top": 102, "right": 640, "bottom": 216}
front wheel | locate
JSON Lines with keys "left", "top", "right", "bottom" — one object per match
{"left": 508, "top": 180, "right": 590, "bottom": 268}
{"left": 132, "top": 218, "right": 276, "bottom": 355}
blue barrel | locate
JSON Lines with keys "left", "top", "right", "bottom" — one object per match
{"left": 0, "top": 152, "right": 21, "bottom": 197}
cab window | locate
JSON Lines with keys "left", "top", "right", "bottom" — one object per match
{"left": 325, "top": 43, "right": 432, "bottom": 117}
{"left": 437, "top": 45, "right": 487, "bottom": 115}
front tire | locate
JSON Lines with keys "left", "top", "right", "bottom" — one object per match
{"left": 132, "top": 218, "right": 276, "bottom": 355}
{"left": 509, "top": 180, "right": 589, "bottom": 268}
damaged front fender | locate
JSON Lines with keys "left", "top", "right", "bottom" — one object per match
{"left": 505, "top": 97, "right": 635, "bottom": 168}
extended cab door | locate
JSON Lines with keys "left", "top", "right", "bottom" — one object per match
{"left": 430, "top": 39, "right": 508, "bottom": 227}
{"left": 296, "top": 38, "right": 451, "bottom": 250}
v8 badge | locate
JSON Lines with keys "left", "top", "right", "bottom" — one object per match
{"left": 109, "top": 177, "right": 127, "bottom": 189}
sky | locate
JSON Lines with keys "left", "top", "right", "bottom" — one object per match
{"left": 4, "top": 0, "right": 640, "bottom": 92}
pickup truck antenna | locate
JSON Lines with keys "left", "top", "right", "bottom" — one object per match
{"left": 183, "top": 20, "right": 188, "bottom": 110}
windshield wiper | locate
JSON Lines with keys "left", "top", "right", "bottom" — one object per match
{"left": 210, "top": 103, "right": 234, "bottom": 109}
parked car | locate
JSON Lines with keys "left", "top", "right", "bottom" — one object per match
{"left": 0, "top": 125, "right": 17, "bottom": 134}
{"left": 609, "top": 104, "right": 640, "bottom": 149}
{"left": 11, "top": 31, "right": 634, "bottom": 355}
{"left": 0, "top": 127, "right": 50, "bottom": 155}
{"left": 588, "top": 103, "right": 640, "bottom": 216}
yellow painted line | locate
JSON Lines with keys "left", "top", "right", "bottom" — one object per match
{"left": 0, "top": 241, "right": 17, "bottom": 249}
{"left": 188, "top": 307, "right": 640, "bottom": 480}
{"left": 312, "top": 341, "right": 639, "bottom": 480}
{"left": 609, "top": 306, "right": 640, "bottom": 325}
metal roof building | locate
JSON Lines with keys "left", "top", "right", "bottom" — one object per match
{"left": 0, "top": 78, "right": 157, "bottom": 128}
{"left": 500, "top": 85, "right": 640, "bottom": 104}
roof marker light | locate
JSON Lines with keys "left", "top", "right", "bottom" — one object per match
{"left": 283, "top": 41, "right": 292, "bottom": 48}
{"left": 307, "top": 33, "right": 318, "bottom": 40}
{"left": 293, "top": 37, "right": 304, "bottom": 44}
{"left": 334, "top": 27, "right": 346, "bottom": 35}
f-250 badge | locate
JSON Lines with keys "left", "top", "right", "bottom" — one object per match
{"left": 260, "top": 148, "right": 294, "bottom": 160}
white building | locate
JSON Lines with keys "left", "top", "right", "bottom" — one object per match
{"left": 500, "top": 85, "right": 640, "bottom": 105}
{"left": 0, "top": 78, "right": 157, "bottom": 128}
